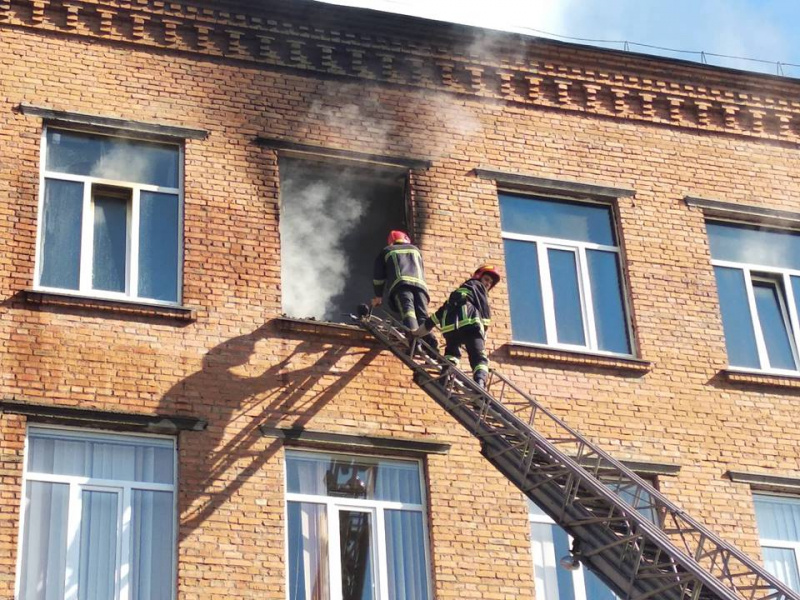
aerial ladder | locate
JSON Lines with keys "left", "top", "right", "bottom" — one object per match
{"left": 353, "top": 307, "right": 800, "bottom": 600}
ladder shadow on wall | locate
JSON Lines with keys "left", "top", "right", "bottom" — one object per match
{"left": 157, "top": 320, "right": 381, "bottom": 540}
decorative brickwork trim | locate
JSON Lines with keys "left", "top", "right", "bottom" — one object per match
{"left": 24, "top": 289, "right": 198, "bottom": 321}
{"left": 260, "top": 426, "right": 450, "bottom": 455}
{"left": 19, "top": 103, "right": 208, "bottom": 139}
{"left": 474, "top": 168, "right": 635, "bottom": 199}
{"left": 506, "top": 343, "right": 652, "bottom": 374}
{"left": 257, "top": 137, "right": 431, "bottom": 170}
{"left": 728, "top": 470, "right": 800, "bottom": 493}
{"left": 685, "top": 196, "right": 800, "bottom": 227}
{"left": 4, "top": 0, "right": 800, "bottom": 144}
{"left": 1, "top": 398, "right": 207, "bottom": 431}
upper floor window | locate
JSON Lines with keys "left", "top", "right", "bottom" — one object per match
{"left": 16, "top": 426, "right": 177, "bottom": 599}
{"left": 279, "top": 157, "right": 408, "bottom": 323}
{"left": 753, "top": 494, "right": 800, "bottom": 592}
{"left": 285, "top": 450, "right": 432, "bottom": 600}
{"left": 500, "top": 194, "right": 632, "bottom": 355}
{"left": 707, "top": 222, "right": 800, "bottom": 374}
{"left": 36, "top": 128, "right": 182, "bottom": 304}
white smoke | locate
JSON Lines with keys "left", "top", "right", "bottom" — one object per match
{"left": 90, "top": 145, "right": 151, "bottom": 183}
{"left": 280, "top": 180, "right": 366, "bottom": 320}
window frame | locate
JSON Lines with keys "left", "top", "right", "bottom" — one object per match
{"left": 33, "top": 125, "right": 185, "bottom": 307}
{"left": 500, "top": 191, "right": 635, "bottom": 358}
{"left": 753, "top": 493, "right": 800, "bottom": 591}
{"left": 14, "top": 424, "right": 179, "bottom": 600}
{"left": 283, "top": 448, "right": 433, "bottom": 600}
{"left": 709, "top": 219, "right": 800, "bottom": 376}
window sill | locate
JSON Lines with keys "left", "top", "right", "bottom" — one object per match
{"left": 24, "top": 290, "right": 197, "bottom": 322}
{"left": 723, "top": 368, "right": 800, "bottom": 389}
{"left": 505, "top": 343, "right": 652, "bottom": 374}
{"left": 274, "top": 316, "right": 374, "bottom": 343}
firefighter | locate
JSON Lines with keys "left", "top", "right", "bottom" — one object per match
{"left": 413, "top": 265, "right": 501, "bottom": 388}
{"left": 372, "top": 230, "right": 437, "bottom": 349}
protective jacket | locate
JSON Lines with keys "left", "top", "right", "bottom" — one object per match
{"left": 427, "top": 279, "right": 491, "bottom": 337}
{"left": 373, "top": 243, "right": 429, "bottom": 299}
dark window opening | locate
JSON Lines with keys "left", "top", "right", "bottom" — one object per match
{"left": 279, "top": 157, "right": 407, "bottom": 323}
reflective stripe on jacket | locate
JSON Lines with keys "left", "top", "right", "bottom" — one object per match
{"left": 373, "top": 243, "right": 429, "bottom": 299}
{"left": 427, "top": 279, "right": 491, "bottom": 337}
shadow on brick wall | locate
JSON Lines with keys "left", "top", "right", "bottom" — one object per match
{"left": 158, "top": 320, "right": 380, "bottom": 541}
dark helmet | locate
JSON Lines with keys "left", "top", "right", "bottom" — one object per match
{"left": 387, "top": 230, "right": 411, "bottom": 245}
{"left": 472, "top": 264, "right": 501, "bottom": 289}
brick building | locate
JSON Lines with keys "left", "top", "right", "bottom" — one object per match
{"left": 2, "top": 0, "right": 800, "bottom": 597}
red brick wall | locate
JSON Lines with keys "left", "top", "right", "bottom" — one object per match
{"left": 2, "top": 1, "right": 800, "bottom": 596}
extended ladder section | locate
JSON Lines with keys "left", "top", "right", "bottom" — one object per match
{"left": 354, "top": 309, "right": 799, "bottom": 600}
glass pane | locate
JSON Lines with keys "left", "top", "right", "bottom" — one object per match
{"left": 713, "top": 266, "right": 760, "bottom": 368}
{"left": 606, "top": 480, "right": 657, "bottom": 523}
{"left": 762, "top": 547, "right": 800, "bottom": 592}
{"left": 46, "top": 130, "right": 179, "bottom": 188}
{"left": 288, "top": 502, "right": 330, "bottom": 600}
{"left": 707, "top": 222, "right": 800, "bottom": 270}
{"left": 503, "top": 239, "right": 546, "bottom": 344}
{"left": 584, "top": 569, "right": 619, "bottom": 600}
{"left": 548, "top": 249, "right": 585, "bottom": 346}
{"left": 793, "top": 277, "right": 800, "bottom": 332}
{"left": 92, "top": 192, "right": 128, "bottom": 293}
{"left": 339, "top": 510, "right": 376, "bottom": 600}
{"left": 530, "top": 522, "right": 577, "bottom": 600}
{"left": 754, "top": 496, "right": 800, "bottom": 542}
{"left": 385, "top": 510, "right": 429, "bottom": 600}
{"left": 39, "top": 179, "right": 83, "bottom": 290}
{"left": 28, "top": 430, "right": 174, "bottom": 484}
{"left": 499, "top": 194, "right": 616, "bottom": 245}
{"left": 139, "top": 191, "right": 179, "bottom": 302}
{"left": 286, "top": 454, "right": 421, "bottom": 503}
{"left": 753, "top": 281, "right": 796, "bottom": 370}
{"left": 18, "top": 481, "right": 69, "bottom": 600}
{"left": 78, "top": 490, "right": 118, "bottom": 600}
{"left": 131, "top": 490, "right": 174, "bottom": 600}
{"left": 587, "top": 250, "right": 630, "bottom": 354}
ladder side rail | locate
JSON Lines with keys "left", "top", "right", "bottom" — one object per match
{"left": 487, "top": 372, "right": 799, "bottom": 600}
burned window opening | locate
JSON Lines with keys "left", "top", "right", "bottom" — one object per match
{"left": 279, "top": 157, "right": 408, "bottom": 323}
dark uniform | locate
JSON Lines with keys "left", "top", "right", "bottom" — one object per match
{"left": 425, "top": 278, "right": 491, "bottom": 386}
{"left": 373, "top": 242, "right": 431, "bottom": 332}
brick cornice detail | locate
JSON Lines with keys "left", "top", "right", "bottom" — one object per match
{"left": 5, "top": 0, "right": 800, "bottom": 144}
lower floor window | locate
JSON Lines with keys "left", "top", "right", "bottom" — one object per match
{"left": 16, "top": 426, "right": 176, "bottom": 600}
{"left": 285, "top": 450, "right": 431, "bottom": 600}
{"left": 754, "top": 494, "right": 800, "bottom": 592}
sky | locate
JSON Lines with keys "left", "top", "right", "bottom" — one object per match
{"left": 315, "top": 0, "right": 800, "bottom": 79}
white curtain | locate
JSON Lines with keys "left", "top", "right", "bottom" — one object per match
{"left": 18, "top": 481, "right": 69, "bottom": 600}
{"left": 288, "top": 502, "right": 329, "bottom": 600}
{"left": 385, "top": 510, "right": 428, "bottom": 600}
{"left": 21, "top": 430, "right": 174, "bottom": 600}
{"left": 754, "top": 495, "right": 800, "bottom": 592}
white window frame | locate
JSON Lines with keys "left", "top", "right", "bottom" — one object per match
{"left": 33, "top": 126, "right": 184, "bottom": 306}
{"left": 283, "top": 449, "right": 433, "bottom": 600}
{"left": 501, "top": 194, "right": 634, "bottom": 358}
{"left": 15, "top": 425, "right": 178, "bottom": 600}
{"left": 711, "top": 257, "right": 800, "bottom": 376}
{"left": 754, "top": 493, "right": 800, "bottom": 590}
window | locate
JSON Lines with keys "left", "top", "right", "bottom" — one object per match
{"left": 528, "top": 480, "right": 656, "bottom": 600}
{"left": 279, "top": 158, "right": 408, "bottom": 323}
{"left": 707, "top": 222, "right": 800, "bottom": 373}
{"left": 285, "top": 450, "right": 432, "bottom": 600}
{"left": 500, "top": 194, "right": 632, "bottom": 355}
{"left": 754, "top": 495, "right": 800, "bottom": 592}
{"left": 16, "top": 427, "right": 177, "bottom": 599}
{"left": 36, "top": 128, "right": 182, "bottom": 304}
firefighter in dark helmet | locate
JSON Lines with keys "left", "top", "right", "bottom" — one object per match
{"left": 373, "top": 230, "right": 437, "bottom": 349}
{"left": 413, "top": 265, "right": 501, "bottom": 388}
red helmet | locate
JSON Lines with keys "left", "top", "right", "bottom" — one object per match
{"left": 387, "top": 230, "right": 411, "bottom": 245}
{"left": 472, "top": 264, "right": 501, "bottom": 289}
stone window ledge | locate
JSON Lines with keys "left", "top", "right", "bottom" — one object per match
{"left": 274, "top": 316, "right": 374, "bottom": 343}
{"left": 723, "top": 368, "right": 800, "bottom": 389}
{"left": 506, "top": 343, "right": 652, "bottom": 374}
{"left": 261, "top": 426, "right": 450, "bottom": 455}
{"left": 728, "top": 470, "right": 800, "bottom": 493}
{"left": 24, "top": 289, "right": 197, "bottom": 322}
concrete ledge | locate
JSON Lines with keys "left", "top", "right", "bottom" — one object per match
{"left": 260, "top": 426, "right": 450, "bottom": 455}
{"left": 506, "top": 343, "right": 651, "bottom": 374}
{"left": 728, "top": 470, "right": 800, "bottom": 492}
{"left": 474, "top": 168, "right": 636, "bottom": 199}
{"left": 24, "top": 289, "right": 197, "bottom": 322}
{"left": 257, "top": 137, "right": 431, "bottom": 170}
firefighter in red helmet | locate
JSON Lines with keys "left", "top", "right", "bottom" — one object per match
{"left": 373, "top": 231, "right": 438, "bottom": 349}
{"left": 414, "top": 264, "right": 501, "bottom": 388}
